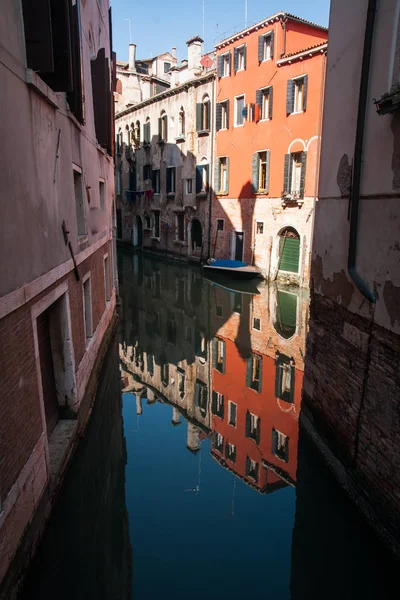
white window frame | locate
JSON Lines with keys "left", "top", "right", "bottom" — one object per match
{"left": 185, "top": 178, "right": 193, "bottom": 194}
{"left": 216, "top": 218, "right": 225, "bottom": 232}
{"left": 235, "top": 94, "right": 245, "bottom": 127}
{"left": 237, "top": 45, "right": 245, "bottom": 71}
{"left": 293, "top": 75, "right": 306, "bottom": 114}
{"left": 291, "top": 152, "right": 303, "bottom": 195}
{"left": 82, "top": 272, "right": 93, "bottom": 343}
{"left": 262, "top": 33, "right": 273, "bottom": 62}
{"left": 228, "top": 401, "right": 237, "bottom": 427}
{"left": 219, "top": 156, "right": 228, "bottom": 192}
{"left": 256, "top": 221, "right": 264, "bottom": 235}
{"left": 252, "top": 316, "right": 261, "bottom": 331}
{"left": 99, "top": 178, "right": 105, "bottom": 210}
{"left": 221, "top": 100, "right": 229, "bottom": 129}
{"left": 258, "top": 150, "right": 268, "bottom": 191}
{"left": 222, "top": 52, "right": 230, "bottom": 77}
{"left": 260, "top": 87, "right": 271, "bottom": 121}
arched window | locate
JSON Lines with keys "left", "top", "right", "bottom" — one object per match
{"left": 196, "top": 157, "right": 209, "bottom": 194}
{"left": 144, "top": 117, "right": 151, "bottom": 144}
{"left": 278, "top": 227, "right": 300, "bottom": 274}
{"left": 130, "top": 123, "right": 134, "bottom": 146}
{"left": 159, "top": 110, "right": 168, "bottom": 142}
{"left": 116, "top": 78, "right": 122, "bottom": 94}
{"left": 179, "top": 107, "right": 185, "bottom": 135}
{"left": 135, "top": 120, "right": 140, "bottom": 147}
{"left": 203, "top": 94, "right": 211, "bottom": 131}
{"left": 125, "top": 124, "right": 130, "bottom": 145}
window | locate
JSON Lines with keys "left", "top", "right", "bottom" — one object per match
{"left": 164, "top": 61, "right": 171, "bottom": 73}
{"left": 152, "top": 169, "right": 160, "bottom": 193}
{"left": 73, "top": 168, "right": 86, "bottom": 236}
{"left": 125, "top": 125, "right": 130, "bottom": 146}
{"left": 179, "top": 107, "right": 185, "bottom": 136}
{"left": 253, "top": 317, "right": 261, "bottom": 331}
{"left": 258, "top": 32, "right": 274, "bottom": 62}
{"left": 153, "top": 211, "right": 160, "bottom": 238}
{"left": 212, "top": 391, "right": 224, "bottom": 419}
{"left": 212, "top": 432, "right": 224, "bottom": 453}
{"left": 233, "top": 292, "right": 242, "bottom": 314}
{"left": 283, "top": 152, "right": 307, "bottom": 199}
{"left": 167, "top": 314, "right": 176, "bottom": 344}
{"left": 196, "top": 96, "right": 211, "bottom": 132}
{"left": 218, "top": 52, "right": 231, "bottom": 77}
{"left": 256, "top": 86, "right": 273, "bottom": 121}
{"left": 252, "top": 150, "right": 270, "bottom": 193}
{"left": 143, "top": 164, "right": 152, "bottom": 180}
{"left": 159, "top": 111, "right": 168, "bottom": 141}
{"left": 99, "top": 180, "right": 105, "bottom": 210}
{"left": 161, "top": 363, "right": 169, "bottom": 386}
{"left": 195, "top": 330, "right": 207, "bottom": 360}
{"left": 287, "top": 75, "right": 308, "bottom": 114}
{"left": 83, "top": 275, "right": 93, "bottom": 340}
{"left": 228, "top": 401, "right": 237, "bottom": 427}
{"left": 215, "top": 157, "right": 229, "bottom": 193}
{"left": 256, "top": 222, "right": 264, "bottom": 234}
{"left": 272, "top": 429, "right": 289, "bottom": 462}
{"left": 194, "top": 380, "right": 208, "bottom": 417}
{"left": 246, "top": 353, "right": 262, "bottom": 392}
{"left": 166, "top": 167, "right": 176, "bottom": 194}
{"left": 147, "top": 353, "right": 154, "bottom": 377}
{"left": 216, "top": 100, "right": 230, "bottom": 131}
{"left": 143, "top": 118, "right": 151, "bottom": 144}
{"left": 275, "top": 353, "right": 295, "bottom": 402}
{"left": 245, "top": 411, "right": 261, "bottom": 443}
{"left": 234, "top": 45, "right": 247, "bottom": 72}
{"left": 235, "top": 95, "right": 245, "bottom": 126}
{"left": 212, "top": 337, "right": 226, "bottom": 374}
{"left": 216, "top": 305, "right": 223, "bottom": 317}
{"left": 217, "top": 219, "right": 224, "bottom": 231}
{"left": 144, "top": 215, "right": 151, "bottom": 230}
{"left": 185, "top": 179, "right": 193, "bottom": 194}
{"left": 177, "top": 369, "right": 185, "bottom": 397}
{"left": 226, "top": 442, "right": 236, "bottom": 463}
{"left": 246, "top": 457, "right": 259, "bottom": 481}
{"left": 176, "top": 213, "right": 185, "bottom": 241}
{"left": 135, "top": 121, "right": 140, "bottom": 146}
{"left": 185, "top": 326, "right": 192, "bottom": 342}
{"left": 104, "top": 255, "right": 111, "bottom": 302}
{"left": 196, "top": 163, "right": 209, "bottom": 194}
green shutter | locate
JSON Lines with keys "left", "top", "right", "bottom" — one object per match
{"left": 225, "top": 157, "right": 229, "bottom": 194}
{"left": 217, "top": 55, "right": 224, "bottom": 77}
{"left": 196, "top": 103, "right": 203, "bottom": 131}
{"left": 245, "top": 411, "right": 251, "bottom": 437}
{"left": 227, "top": 52, "right": 231, "bottom": 75}
{"left": 272, "top": 428, "right": 278, "bottom": 454}
{"left": 252, "top": 153, "right": 259, "bottom": 193}
{"left": 286, "top": 79, "right": 295, "bottom": 114}
{"left": 279, "top": 237, "right": 300, "bottom": 273}
{"left": 194, "top": 382, "right": 200, "bottom": 407}
{"left": 233, "top": 47, "right": 239, "bottom": 72}
{"left": 226, "top": 100, "right": 230, "bottom": 128}
{"left": 265, "top": 151, "right": 270, "bottom": 193}
{"left": 256, "top": 418, "right": 261, "bottom": 445}
{"left": 166, "top": 167, "right": 171, "bottom": 193}
{"left": 275, "top": 291, "right": 297, "bottom": 340}
{"left": 163, "top": 115, "right": 168, "bottom": 141}
{"left": 246, "top": 357, "right": 252, "bottom": 388}
{"left": 205, "top": 163, "right": 210, "bottom": 191}
{"left": 300, "top": 151, "right": 307, "bottom": 198}
{"left": 214, "top": 158, "right": 220, "bottom": 193}
{"left": 270, "top": 31, "right": 275, "bottom": 59}
{"left": 196, "top": 165, "right": 202, "bottom": 194}
{"left": 258, "top": 35, "right": 264, "bottom": 62}
{"left": 243, "top": 45, "right": 247, "bottom": 69}
{"left": 303, "top": 74, "right": 308, "bottom": 111}
{"left": 216, "top": 103, "right": 222, "bottom": 131}
{"left": 283, "top": 154, "right": 291, "bottom": 194}
{"left": 220, "top": 396, "right": 225, "bottom": 419}
{"left": 206, "top": 103, "right": 211, "bottom": 130}
{"left": 269, "top": 86, "right": 273, "bottom": 119}
{"left": 255, "top": 89, "right": 262, "bottom": 109}
{"left": 212, "top": 390, "right": 218, "bottom": 414}
{"left": 275, "top": 363, "right": 283, "bottom": 398}
{"left": 158, "top": 117, "right": 162, "bottom": 141}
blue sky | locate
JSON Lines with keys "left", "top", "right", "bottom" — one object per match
{"left": 110, "top": 0, "right": 331, "bottom": 63}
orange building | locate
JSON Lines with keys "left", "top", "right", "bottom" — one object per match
{"left": 212, "top": 12, "right": 328, "bottom": 287}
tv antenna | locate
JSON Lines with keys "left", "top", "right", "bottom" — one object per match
{"left": 124, "top": 18, "right": 132, "bottom": 44}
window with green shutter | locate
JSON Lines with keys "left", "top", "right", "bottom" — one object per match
{"left": 246, "top": 353, "right": 262, "bottom": 392}
{"left": 274, "top": 352, "right": 296, "bottom": 403}
{"left": 274, "top": 291, "right": 297, "bottom": 339}
{"left": 272, "top": 428, "right": 289, "bottom": 462}
{"left": 278, "top": 228, "right": 300, "bottom": 273}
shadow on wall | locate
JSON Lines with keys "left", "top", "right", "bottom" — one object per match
{"left": 19, "top": 334, "right": 132, "bottom": 600}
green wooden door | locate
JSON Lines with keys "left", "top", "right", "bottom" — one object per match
{"left": 275, "top": 291, "right": 297, "bottom": 339}
{"left": 279, "top": 237, "right": 300, "bottom": 273}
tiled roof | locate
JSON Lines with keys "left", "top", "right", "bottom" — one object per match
{"left": 281, "top": 41, "right": 328, "bottom": 59}
{"left": 215, "top": 11, "right": 327, "bottom": 49}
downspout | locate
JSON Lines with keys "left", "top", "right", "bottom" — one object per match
{"left": 207, "top": 74, "right": 215, "bottom": 261}
{"left": 280, "top": 16, "right": 287, "bottom": 58}
{"left": 348, "top": 0, "right": 377, "bottom": 303}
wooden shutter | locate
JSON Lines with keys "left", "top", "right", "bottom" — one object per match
{"left": 303, "top": 75, "right": 308, "bottom": 111}
{"left": 225, "top": 157, "right": 229, "bottom": 195}
{"left": 245, "top": 411, "right": 251, "bottom": 437}
{"left": 214, "top": 159, "right": 220, "bottom": 194}
{"left": 242, "top": 105, "right": 248, "bottom": 120}
{"left": 286, "top": 79, "right": 295, "bottom": 114}
{"left": 166, "top": 168, "right": 171, "bottom": 193}
{"left": 246, "top": 357, "right": 252, "bottom": 388}
{"left": 226, "top": 100, "right": 230, "bottom": 128}
{"left": 255, "top": 89, "right": 262, "bottom": 110}
{"left": 252, "top": 153, "right": 259, "bottom": 193}
{"left": 44, "top": 0, "right": 73, "bottom": 91}
{"left": 283, "top": 154, "right": 291, "bottom": 193}
{"left": 227, "top": 52, "right": 231, "bottom": 75}
{"left": 196, "top": 103, "right": 203, "bottom": 131}
{"left": 300, "top": 151, "right": 307, "bottom": 198}
{"left": 279, "top": 237, "right": 300, "bottom": 273}
{"left": 233, "top": 47, "right": 239, "bottom": 72}
{"left": 91, "top": 48, "right": 111, "bottom": 153}
{"left": 205, "top": 102, "right": 211, "bottom": 130}
{"left": 270, "top": 31, "right": 275, "bottom": 59}
{"left": 158, "top": 117, "right": 162, "bottom": 141}
{"left": 256, "top": 418, "right": 261, "bottom": 445}
{"left": 194, "top": 382, "right": 200, "bottom": 407}
{"left": 68, "top": 0, "right": 85, "bottom": 124}
{"left": 265, "top": 151, "right": 270, "bottom": 194}
{"left": 269, "top": 86, "right": 273, "bottom": 119}
{"left": 22, "top": 0, "right": 53, "bottom": 73}
{"left": 196, "top": 165, "right": 202, "bottom": 194}
{"left": 212, "top": 391, "right": 218, "bottom": 415}
{"left": 243, "top": 45, "right": 247, "bottom": 69}
{"left": 217, "top": 55, "right": 224, "bottom": 77}
{"left": 257, "top": 357, "right": 262, "bottom": 393}
{"left": 258, "top": 35, "right": 264, "bottom": 62}
{"left": 212, "top": 337, "right": 218, "bottom": 369}
{"left": 272, "top": 428, "right": 278, "bottom": 454}
{"left": 163, "top": 115, "right": 168, "bottom": 141}
{"left": 205, "top": 164, "right": 210, "bottom": 191}
{"left": 275, "top": 363, "right": 283, "bottom": 398}
{"left": 216, "top": 103, "right": 222, "bottom": 131}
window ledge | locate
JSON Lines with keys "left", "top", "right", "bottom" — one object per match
{"left": 150, "top": 236, "right": 161, "bottom": 241}
{"left": 26, "top": 69, "right": 60, "bottom": 109}
{"left": 175, "top": 135, "right": 186, "bottom": 143}
{"left": 167, "top": 192, "right": 175, "bottom": 199}
{"left": 197, "top": 130, "right": 210, "bottom": 137}
{"left": 216, "top": 191, "right": 229, "bottom": 196}
{"left": 153, "top": 192, "right": 160, "bottom": 198}
{"left": 142, "top": 142, "right": 151, "bottom": 148}
{"left": 259, "top": 118, "right": 271, "bottom": 123}
{"left": 288, "top": 110, "right": 304, "bottom": 116}
{"left": 234, "top": 123, "right": 245, "bottom": 128}
{"left": 255, "top": 190, "right": 270, "bottom": 196}
{"left": 78, "top": 235, "right": 88, "bottom": 245}
{"left": 196, "top": 192, "right": 208, "bottom": 199}
{"left": 143, "top": 227, "right": 152, "bottom": 231}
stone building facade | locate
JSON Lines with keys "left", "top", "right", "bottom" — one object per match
{"left": 212, "top": 12, "right": 328, "bottom": 287}
{"left": 116, "top": 37, "right": 216, "bottom": 263}
{"left": 302, "top": 0, "right": 400, "bottom": 553}
{"left": 0, "top": 0, "right": 116, "bottom": 594}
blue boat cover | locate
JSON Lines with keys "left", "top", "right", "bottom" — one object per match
{"left": 211, "top": 260, "right": 247, "bottom": 268}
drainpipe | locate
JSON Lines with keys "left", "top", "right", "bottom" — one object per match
{"left": 348, "top": 0, "right": 377, "bottom": 303}
{"left": 280, "top": 17, "right": 287, "bottom": 58}
{"left": 207, "top": 74, "right": 215, "bottom": 261}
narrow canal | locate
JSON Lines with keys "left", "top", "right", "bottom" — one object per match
{"left": 20, "top": 249, "right": 399, "bottom": 599}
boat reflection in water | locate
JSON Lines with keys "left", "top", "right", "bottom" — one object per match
{"left": 119, "top": 251, "right": 308, "bottom": 598}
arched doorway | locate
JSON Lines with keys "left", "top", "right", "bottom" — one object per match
{"left": 278, "top": 227, "right": 300, "bottom": 274}
{"left": 190, "top": 219, "right": 203, "bottom": 257}
{"left": 134, "top": 215, "right": 143, "bottom": 249}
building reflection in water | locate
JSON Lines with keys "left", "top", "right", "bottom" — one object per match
{"left": 119, "top": 250, "right": 308, "bottom": 497}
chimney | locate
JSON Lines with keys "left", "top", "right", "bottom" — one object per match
{"left": 172, "top": 47, "right": 177, "bottom": 59}
{"left": 186, "top": 36, "right": 203, "bottom": 72}
{"left": 129, "top": 43, "right": 136, "bottom": 71}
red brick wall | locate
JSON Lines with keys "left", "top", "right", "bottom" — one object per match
{"left": 0, "top": 242, "right": 110, "bottom": 501}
